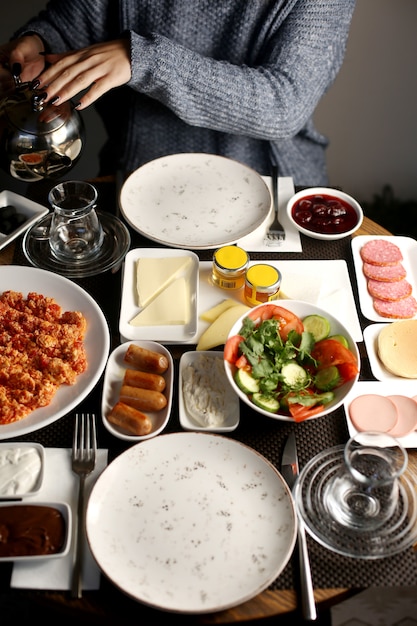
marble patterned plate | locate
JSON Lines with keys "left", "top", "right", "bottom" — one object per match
{"left": 86, "top": 432, "right": 297, "bottom": 613}
{"left": 119, "top": 153, "right": 272, "bottom": 249}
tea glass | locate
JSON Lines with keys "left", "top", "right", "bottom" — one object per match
{"left": 323, "top": 431, "right": 407, "bottom": 530}
{"left": 47, "top": 181, "right": 103, "bottom": 262}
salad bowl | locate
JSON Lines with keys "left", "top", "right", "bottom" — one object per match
{"left": 224, "top": 301, "right": 360, "bottom": 422}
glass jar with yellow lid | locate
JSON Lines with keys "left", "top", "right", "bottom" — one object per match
{"left": 212, "top": 245, "right": 250, "bottom": 290}
{"left": 244, "top": 264, "right": 282, "bottom": 306}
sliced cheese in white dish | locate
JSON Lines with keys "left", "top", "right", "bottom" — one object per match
{"left": 136, "top": 256, "right": 192, "bottom": 307}
{"left": 130, "top": 277, "right": 190, "bottom": 326}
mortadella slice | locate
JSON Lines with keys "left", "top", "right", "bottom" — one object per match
{"left": 348, "top": 394, "right": 398, "bottom": 433}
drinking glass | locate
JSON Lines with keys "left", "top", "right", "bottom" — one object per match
{"left": 323, "top": 431, "right": 407, "bottom": 530}
{"left": 47, "top": 181, "right": 103, "bottom": 261}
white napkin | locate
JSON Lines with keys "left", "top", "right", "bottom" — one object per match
{"left": 11, "top": 447, "right": 108, "bottom": 590}
{"left": 236, "top": 177, "right": 302, "bottom": 252}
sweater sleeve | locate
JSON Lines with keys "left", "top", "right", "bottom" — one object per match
{"left": 127, "top": 0, "right": 356, "bottom": 141}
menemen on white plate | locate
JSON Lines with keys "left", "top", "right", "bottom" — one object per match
{"left": 0, "top": 266, "right": 109, "bottom": 440}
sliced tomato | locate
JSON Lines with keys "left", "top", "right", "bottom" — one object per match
{"left": 247, "top": 304, "right": 304, "bottom": 342}
{"left": 235, "top": 354, "right": 249, "bottom": 369}
{"left": 224, "top": 334, "right": 244, "bottom": 364}
{"left": 337, "top": 361, "right": 359, "bottom": 383}
{"left": 289, "top": 403, "right": 325, "bottom": 422}
{"left": 311, "top": 338, "right": 358, "bottom": 370}
{"left": 247, "top": 303, "right": 283, "bottom": 322}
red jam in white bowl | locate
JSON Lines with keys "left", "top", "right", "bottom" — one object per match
{"left": 291, "top": 193, "right": 358, "bottom": 235}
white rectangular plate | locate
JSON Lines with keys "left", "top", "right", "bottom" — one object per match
{"left": 0, "top": 190, "right": 48, "bottom": 251}
{"left": 179, "top": 351, "right": 239, "bottom": 432}
{"left": 344, "top": 380, "right": 417, "bottom": 448}
{"left": 351, "top": 235, "right": 417, "bottom": 322}
{"left": 198, "top": 259, "right": 362, "bottom": 343}
{"left": 120, "top": 248, "right": 199, "bottom": 343}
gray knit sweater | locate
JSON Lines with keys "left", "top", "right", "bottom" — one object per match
{"left": 17, "top": 0, "right": 356, "bottom": 185}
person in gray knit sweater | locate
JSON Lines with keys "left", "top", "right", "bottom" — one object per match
{"left": 0, "top": 0, "right": 355, "bottom": 186}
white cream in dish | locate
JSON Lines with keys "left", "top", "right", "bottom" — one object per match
{"left": 182, "top": 353, "right": 236, "bottom": 427}
{"left": 0, "top": 445, "right": 43, "bottom": 496}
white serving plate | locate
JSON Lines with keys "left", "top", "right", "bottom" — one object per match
{"left": 0, "top": 443, "right": 44, "bottom": 499}
{"left": 0, "top": 501, "right": 71, "bottom": 562}
{"left": 119, "top": 153, "right": 272, "bottom": 249}
{"left": 120, "top": 248, "right": 199, "bottom": 343}
{"left": 198, "top": 259, "right": 362, "bottom": 343}
{"left": 101, "top": 341, "right": 173, "bottom": 441}
{"left": 351, "top": 235, "right": 417, "bottom": 322}
{"left": 0, "top": 190, "right": 48, "bottom": 252}
{"left": 0, "top": 266, "right": 109, "bottom": 440}
{"left": 344, "top": 380, "right": 417, "bottom": 448}
{"left": 86, "top": 432, "right": 297, "bottom": 614}
{"left": 179, "top": 351, "right": 239, "bottom": 432}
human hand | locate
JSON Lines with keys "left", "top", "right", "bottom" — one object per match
{"left": 0, "top": 35, "right": 45, "bottom": 92}
{"left": 34, "top": 39, "right": 132, "bottom": 110}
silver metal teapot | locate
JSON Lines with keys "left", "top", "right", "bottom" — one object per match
{"left": 0, "top": 68, "right": 85, "bottom": 182}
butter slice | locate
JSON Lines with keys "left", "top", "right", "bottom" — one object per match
{"left": 130, "top": 277, "right": 190, "bottom": 326}
{"left": 136, "top": 256, "right": 192, "bottom": 307}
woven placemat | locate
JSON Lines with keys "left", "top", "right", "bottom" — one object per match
{"left": 7, "top": 183, "right": 417, "bottom": 593}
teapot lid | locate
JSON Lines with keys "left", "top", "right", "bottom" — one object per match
{"left": 3, "top": 87, "right": 73, "bottom": 136}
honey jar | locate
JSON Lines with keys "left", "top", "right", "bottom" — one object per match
{"left": 212, "top": 245, "right": 249, "bottom": 289}
{"left": 244, "top": 264, "right": 282, "bottom": 306}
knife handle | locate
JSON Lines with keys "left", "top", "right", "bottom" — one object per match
{"left": 297, "top": 519, "right": 317, "bottom": 621}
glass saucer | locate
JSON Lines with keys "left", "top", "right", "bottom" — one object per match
{"left": 294, "top": 445, "right": 417, "bottom": 559}
{"left": 23, "top": 211, "right": 131, "bottom": 278}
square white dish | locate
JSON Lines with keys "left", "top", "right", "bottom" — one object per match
{"left": 344, "top": 380, "right": 417, "bottom": 448}
{"left": 119, "top": 248, "right": 199, "bottom": 343}
{"left": 0, "top": 190, "right": 48, "bottom": 251}
{"left": 179, "top": 351, "right": 240, "bottom": 432}
{"left": 101, "top": 340, "right": 173, "bottom": 441}
{"left": 0, "top": 442, "right": 44, "bottom": 499}
{"left": 351, "top": 235, "right": 417, "bottom": 322}
{"left": 0, "top": 500, "right": 71, "bottom": 561}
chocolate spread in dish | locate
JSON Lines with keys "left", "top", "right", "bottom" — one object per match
{"left": 0, "top": 505, "right": 65, "bottom": 557}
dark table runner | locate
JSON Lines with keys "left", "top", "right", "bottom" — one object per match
{"left": 2, "top": 180, "right": 417, "bottom": 606}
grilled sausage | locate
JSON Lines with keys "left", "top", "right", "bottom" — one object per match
{"left": 124, "top": 344, "right": 169, "bottom": 374}
{"left": 107, "top": 401, "right": 152, "bottom": 436}
{"left": 120, "top": 385, "right": 167, "bottom": 412}
{"left": 122, "top": 368, "right": 166, "bottom": 392}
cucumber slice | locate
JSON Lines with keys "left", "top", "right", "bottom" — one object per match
{"left": 328, "top": 334, "right": 349, "bottom": 348}
{"left": 317, "top": 391, "right": 335, "bottom": 405}
{"left": 314, "top": 366, "right": 341, "bottom": 391}
{"left": 281, "top": 362, "right": 308, "bottom": 389}
{"left": 302, "top": 314, "right": 331, "bottom": 341}
{"left": 252, "top": 393, "right": 280, "bottom": 413}
{"left": 235, "top": 368, "right": 259, "bottom": 394}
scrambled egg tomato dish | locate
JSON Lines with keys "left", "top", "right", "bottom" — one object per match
{"left": 0, "top": 290, "right": 87, "bottom": 424}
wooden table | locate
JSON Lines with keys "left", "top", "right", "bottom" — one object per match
{"left": 1, "top": 211, "right": 415, "bottom": 625}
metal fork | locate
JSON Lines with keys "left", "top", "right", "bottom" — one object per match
{"left": 71, "top": 413, "right": 97, "bottom": 599}
{"left": 264, "top": 165, "right": 286, "bottom": 244}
